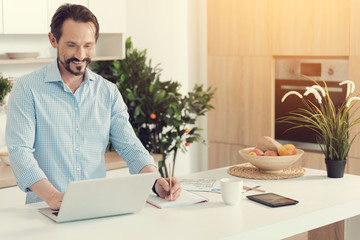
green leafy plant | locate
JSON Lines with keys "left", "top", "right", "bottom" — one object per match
{"left": 91, "top": 37, "right": 216, "bottom": 177}
{"left": 277, "top": 77, "right": 360, "bottom": 161}
{"left": 0, "top": 74, "right": 12, "bottom": 107}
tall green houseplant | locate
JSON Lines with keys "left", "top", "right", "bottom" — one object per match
{"left": 0, "top": 74, "right": 12, "bottom": 108}
{"left": 92, "top": 38, "right": 216, "bottom": 177}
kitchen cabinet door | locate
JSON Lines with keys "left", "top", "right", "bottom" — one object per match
{"left": 350, "top": 0, "right": 360, "bottom": 56}
{"left": 207, "top": 0, "right": 273, "bottom": 172}
{"left": 47, "top": 0, "right": 88, "bottom": 31}
{"left": 3, "top": 0, "right": 48, "bottom": 34}
{"left": 348, "top": 156, "right": 360, "bottom": 175}
{"left": 308, "top": 221, "right": 345, "bottom": 240}
{"left": 349, "top": 1, "right": 360, "bottom": 161}
{"left": 348, "top": 56, "right": 360, "bottom": 160}
{"left": 207, "top": 56, "right": 273, "bottom": 146}
{"left": 88, "top": 0, "right": 126, "bottom": 33}
{"left": 208, "top": 142, "right": 247, "bottom": 169}
{"left": 0, "top": 0, "right": 3, "bottom": 33}
{"left": 272, "top": 0, "right": 350, "bottom": 56}
{"left": 208, "top": 0, "right": 272, "bottom": 57}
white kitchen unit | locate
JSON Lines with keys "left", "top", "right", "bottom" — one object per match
{"left": 0, "top": 0, "right": 126, "bottom": 41}
{"left": 0, "top": 0, "right": 126, "bottom": 78}
{"left": 3, "top": 0, "right": 48, "bottom": 34}
{"left": 0, "top": 0, "right": 3, "bottom": 34}
{"left": 47, "top": 0, "right": 126, "bottom": 34}
{"left": 89, "top": 0, "right": 126, "bottom": 33}
{"left": 47, "top": 0, "right": 88, "bottom": 31}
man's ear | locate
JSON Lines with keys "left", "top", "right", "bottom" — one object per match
{"left": 48, "top": 32, "right": 57, "bottom": 48}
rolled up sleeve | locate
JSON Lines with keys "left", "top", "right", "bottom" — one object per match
{"left": 5, "top": 79, "right": 47, "bottom": 192}
{"left": 109, "top": 87, "right": 156, "bottom": 174}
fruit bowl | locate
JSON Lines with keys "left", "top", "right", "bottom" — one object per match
{"left": 238, "top": 147, "right": 304, "bottom": 173}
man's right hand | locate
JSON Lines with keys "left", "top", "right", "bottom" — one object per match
{"left": 47, "top": 191, "right": 65, "bottom": 210}
{"left": 29, "top": 179, "right": 64, "bottom": 210}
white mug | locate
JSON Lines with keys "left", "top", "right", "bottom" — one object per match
{"left": 220, "top": 178, "right": 243, "bottom": 205}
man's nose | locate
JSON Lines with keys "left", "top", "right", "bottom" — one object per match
{"left": 74, "top": 47, "right": 86, "bottom": 60}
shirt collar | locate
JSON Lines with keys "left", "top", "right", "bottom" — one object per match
{"left": 44, "top": 59, "right": 96, "bottom": 83}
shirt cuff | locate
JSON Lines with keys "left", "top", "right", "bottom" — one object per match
{"left": 16, "top": 166, "right": 48, "bottom": 192}
{"left": 152, "top": 179, "right": 160, "bottom": 197}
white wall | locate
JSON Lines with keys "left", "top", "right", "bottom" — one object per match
{"left": 0, "top": 0, "right": 208, "bottom": 175}
{"left": 125, "top": 0, "right": 208, "bottom": 176}
{"left": 188, "top": 0, "right": 208, "bottom": 173}
{"left": 126, "top": 0, "right": 189, "bottom": 91}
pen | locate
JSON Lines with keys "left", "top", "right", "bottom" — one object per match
{"left": 243, "top": 186, "right": 265, "bottom": 192}
{"left": 212, "top": 186, "right": 265, "bottom": 193}
{"left": 169, "top": 163, "right": 173, "bottom": 200}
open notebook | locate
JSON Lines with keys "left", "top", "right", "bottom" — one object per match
{"left": 147, "top": 190, "right": 208, "bottom": 209}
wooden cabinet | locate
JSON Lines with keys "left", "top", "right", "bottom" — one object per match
{"left": 207, "top": 0, "right": 357, "bottom": 170}
{"left": 348, "top": 0, "right": 360, "bottom": 164}
{"left": 348, "top": 56, "right": 360, "bottom": 159}
{"left": 349, "top": 1, "right": 360, "bottom": 160}
{"left": 208, "top": 1, "right": 352, "bottom": 239}
{"left": 207, "top": 0, "right": 273, "bottom": 169}
{"left": 272, "top": 0, "right": 350, "bottom": 56}
{"left": 308, "top": 221, "right": 345, "bottom": 240}
{"left": 348, "top": 156, "right": 360, "bottom": 175}
{"left": 3, "top": 0, "right": 48, "bottom": 34}
{"left": 350, "top": 0, "right": 360, "bottom": 56}
{"left": 88, "top": 0, "right": 126, "bottom": 33}
{"left": 208, "top": 142, "right": 247, "bottom": 169}
{"left": 208, "top": 0, "right": 272, "bottom": 57}
{"left": 208, "top": 56, "right": 273, "bottom": 146}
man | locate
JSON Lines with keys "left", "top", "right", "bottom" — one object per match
{"left": 6, "top": 4, "right": 180, "bottom": 210}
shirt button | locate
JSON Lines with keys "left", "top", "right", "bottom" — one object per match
{"left": 75, "top": 107, "right": 78, "bottom": 111}
{"left": 75, "top": 127, "right": 79, "bottom": 131}
{"left": 76, "top": 167, "right": 81, "bottom": 171}
{"left": 75, "top": 148, "right": 79, "bottom": 151}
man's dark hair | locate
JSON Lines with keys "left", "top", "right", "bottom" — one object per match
{"left": 50, "top": 4, "right": 99, "bottom": 42}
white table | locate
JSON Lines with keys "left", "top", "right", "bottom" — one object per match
{"left": 1, "top": 166, "right": 360, "bottom": 240}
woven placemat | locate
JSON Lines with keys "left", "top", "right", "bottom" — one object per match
{"left": 227, "top": 163, "right": 306, "bottom": 180}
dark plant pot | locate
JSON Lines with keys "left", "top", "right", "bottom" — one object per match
{"left": 325, "top": 159, "right": 346, "bottom": 178}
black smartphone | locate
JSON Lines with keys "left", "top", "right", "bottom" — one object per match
{"left": 247, "top": 193, "right": 299, "bottom": 207}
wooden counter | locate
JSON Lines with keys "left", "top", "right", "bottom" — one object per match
{"left": 0, "top": 152, "right": 161, "bottom": 189}
{"left": 0, "top": 160, "right": 16, "bottom": 188}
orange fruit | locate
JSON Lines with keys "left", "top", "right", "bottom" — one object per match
{"left": 278, "top": 144, "right": 296, "bottom": 156}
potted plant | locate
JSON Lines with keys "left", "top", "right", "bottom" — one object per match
{"left": 0, "top": 74, "right": 12, "bottom": 112}
{"left": 91, "top": 38, "right": 216, "bottom": 177}
{"left": 277, "top": 77, "right": 360, "bottom": 178}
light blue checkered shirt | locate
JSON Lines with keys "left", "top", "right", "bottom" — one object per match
{"left": 6, "top": 60, "right": 156, "bottom": 204}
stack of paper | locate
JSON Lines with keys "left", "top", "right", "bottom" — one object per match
{"left": 179, "top": 178, "right": 260, "bottom": 193}
{"left": 147, "top": 190, "right": 208, "bottom": 209}
{"left": 180, "top": 179, "right": 221, "bottom": 192}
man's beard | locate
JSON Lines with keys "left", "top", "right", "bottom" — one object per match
{"left": 58, "top": 57, "right": 91, "bottom": 76}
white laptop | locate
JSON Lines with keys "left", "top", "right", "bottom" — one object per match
{"left": 39, "top": 172, "right": 158, "bottom": 223}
